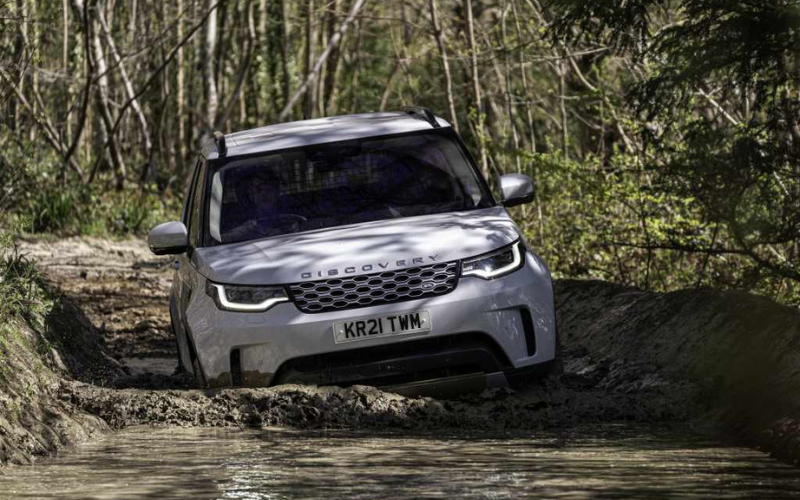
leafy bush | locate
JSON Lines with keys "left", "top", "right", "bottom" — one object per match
{"left": 17, "top": 174, "right": 180, "bottom": 237}
{"left": 1, "top": 141, "right": 180, "bottom": 237}
{"left": 0, "top": 251, "right": 50, "bottom": 325}
{"left": 514, "top": 148, "right": 800, "bottom": 306}
{"left": 0, "top": 220, "right": 51, "bottom": 330}
{"left": 28, "top": 188, "right": 88, "bottom": 233}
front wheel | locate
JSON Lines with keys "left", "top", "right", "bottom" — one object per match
{"left": 169, "top": 311, "right": 188, "bottom": 375}
{"left": 192, "top": 356, "right": 207, "bottom": 388}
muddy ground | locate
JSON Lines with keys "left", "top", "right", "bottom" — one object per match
{"left": 5, "top": 236, "right": 800, "bottom": 467}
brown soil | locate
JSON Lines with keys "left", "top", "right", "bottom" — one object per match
{"left": 556, "top": 279, "right": 800, "bottom": 465}
{"left": 19, "top": 236, "right": 177, "bottom": 361}
{"left": 3, "top": 235, "right": 799, "bottom": 467}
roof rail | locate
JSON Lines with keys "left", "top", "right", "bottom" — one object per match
{"left": 399, "top": 106, "right": 440, "bottom": 129}
{"left": 213, "top": 130, "right": 227, "bottom": 157}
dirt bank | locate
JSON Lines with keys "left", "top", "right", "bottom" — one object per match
{"left": 0, "top": 251, "right": 124, "bottom": 465}
{"left": 4, "top": 236, "right": 800, "bottom": 467}
{"left": 556, "top": 279, "right": 800, "bottom": 464}
{"left": 0, "top": 316, "right": 112, "bottom": 465}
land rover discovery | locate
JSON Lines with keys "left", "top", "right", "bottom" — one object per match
{"left": 149, "top": 108, "right": 558, "bottom": 393}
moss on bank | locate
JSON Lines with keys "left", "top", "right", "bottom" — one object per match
{"left": 0, "top": 317, "right": 110, "bottom": 466}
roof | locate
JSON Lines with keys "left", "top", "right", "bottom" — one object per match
{"left": 201, "top": 111, "right": 451, "bottom": 160}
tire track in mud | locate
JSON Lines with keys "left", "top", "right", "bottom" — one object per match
{"left": 20, "top": 237, "right": 179, "bottom": 368}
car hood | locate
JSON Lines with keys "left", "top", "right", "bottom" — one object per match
{"left": 193, "top": 206, "right": 520, "bottom": 285}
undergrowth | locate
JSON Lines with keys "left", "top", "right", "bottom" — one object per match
{"left": 0, "top": 218, "right": 54, "bottom": 385}
{"left": 1, "top": 141, "right": 180, "bottom": 237}
{"left": 0, "top": 222, "right": 51, "bottom": 328}
{"left": 24, "top": 181, "right": 180, "bottom": 237}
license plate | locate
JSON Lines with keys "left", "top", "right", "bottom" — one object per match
{"left": 333, "top": 311, "right": 431, "bottom": 344}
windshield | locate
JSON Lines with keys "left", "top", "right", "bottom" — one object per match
{"left": 204, "top": 130, "right": 494, "bottom": 245}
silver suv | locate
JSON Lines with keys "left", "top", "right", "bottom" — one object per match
{"left": 149, "top": 108, "right": 558, "bottom": 392}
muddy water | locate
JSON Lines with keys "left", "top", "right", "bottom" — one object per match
{"left": 2, "top": 425, "right": 799, "bottom": 500}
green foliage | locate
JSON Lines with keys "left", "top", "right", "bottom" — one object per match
{"left": 20, "top": 171, "right": 179, "bottom": 238}
{"left": 513, "top": 146, "right": 800, "bottom": 304}
{"left": 24, "top": 182, "right": 180, "bottom": 237}
{"left": 0, "top": 218, "right": 60, "bottom": 398}
{"left": 0, "top": 220, "right": 51, "bottom": 331}
{"left": 550, "top": 0, "right": 800, "bottom": 303}
{"left": 27, "top": 188, "right": 85, "bottom": 233}
{"left": 0, "top": 139, "right": 53, "bottom": 343}
{"left": 1, "top": 137, "right": 180, "bottom": 237}
{"left": 0, "top": 251, "right": 50, "bottom": 326}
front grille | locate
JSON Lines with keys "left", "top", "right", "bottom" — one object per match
{"left": 289, "top": 261, "right": 459, "bottom": 313}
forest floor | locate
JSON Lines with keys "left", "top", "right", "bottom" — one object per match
{"left": 4, "top": 236, "right": 800, "bottom": 467}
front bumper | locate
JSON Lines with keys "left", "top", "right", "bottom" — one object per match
{"left": 186, "top": 251, "right": 556, "bottom": 387}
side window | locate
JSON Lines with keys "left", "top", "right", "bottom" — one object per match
{"left": 188, "top": 159, "right": 207, "bottom": 247}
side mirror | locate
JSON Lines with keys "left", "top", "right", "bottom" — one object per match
{"left": 500, "top": 174, "right": 535, "bottom": 207}
{"left": 149, "top": 221, "right": 188, "bottom": 255}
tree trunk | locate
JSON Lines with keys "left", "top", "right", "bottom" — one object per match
{"left": 322, "top": 0, "right": 341, "bottom": 115}
{"left": 279, "top": 0, "right": 291, "bottom": 108}
{"left": 559, "top": 61, "right": 568, "bottom": 160}
{"left": 349, "top": 18, "right": 362, "bottom": 110}
{"left": 63, "top": 0, "right": 72, "bottom": 148}
{"left": 217, "top": 0, "right": 255, "bottom": 127}
{"left": 96, "top": 5, "right": 155, "bottom": 182}
{"left": 10, "top": 0, "right": 27, "bottom": 133}
{"left": 379, "top": 59, "right": 402, "bottom": 111}
{"left": 89, "top": 8, "right": 127, "bottom": 189}
{"left": 215, "top": 2, "right": 229, "bottom": 124}
{"left": 257, "top": 0, "right": 272, "bottom": 119}
{"left": 303, "top": 0, "right": 316, "bottom": 119}
{"left": 177, "top": 0, "right": 187, "bottom": 162}
{"left": 500, "top": 0, "right": 521, "bottom": 175}
{"left": 62, "top": 0, "right": 92, "bottom": 173}
{"left": 204, "top": 0, "right": 220, "bottom": 135}
{"left": 511, "top": 0, "right": 536, "bottom": 153}
{"left": 280, "top": 0, "right": 367, "bottom": 121}
{"left": 463, "top": 0, "right": 488, "bottom": 178}
{"left": 380, "top": 3, "right": 405, "bottom": 111}
{"left": 62, "top": 0, "right": 69, "bottom": 70}
{"left": 428, "top": 0, "right": 458, "bottom": 132}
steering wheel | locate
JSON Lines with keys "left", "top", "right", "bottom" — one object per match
{"left": 249, "top": 214, "right": 306, "bottom": 237}
{"left": 254, "top": 214, "right": 306, "bottom": 226}
{"left": 276, "top": 213, "right": 307, "bottom": 223}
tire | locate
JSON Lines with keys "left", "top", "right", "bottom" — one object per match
{"left": 179, "top": 313, "right": 205, "bottom": 388}
{"left": 192, "top": 356, "right": 207, "bottom": 388}
{"left": 169, "top": 312, "right": 187, "bottom": 375}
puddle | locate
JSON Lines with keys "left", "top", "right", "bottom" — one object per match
{"left": 2, "top": 424, "right": 799, "bottom": 499}
{"left": 121, "top": 357, "right": 177, "bottom": 376}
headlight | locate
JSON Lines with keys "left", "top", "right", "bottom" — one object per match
{"left": 461, "top": 240, "right": 525, "bottom": 279}
{"left": 205, "top": 281, "right": 289, "bottom": 312}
